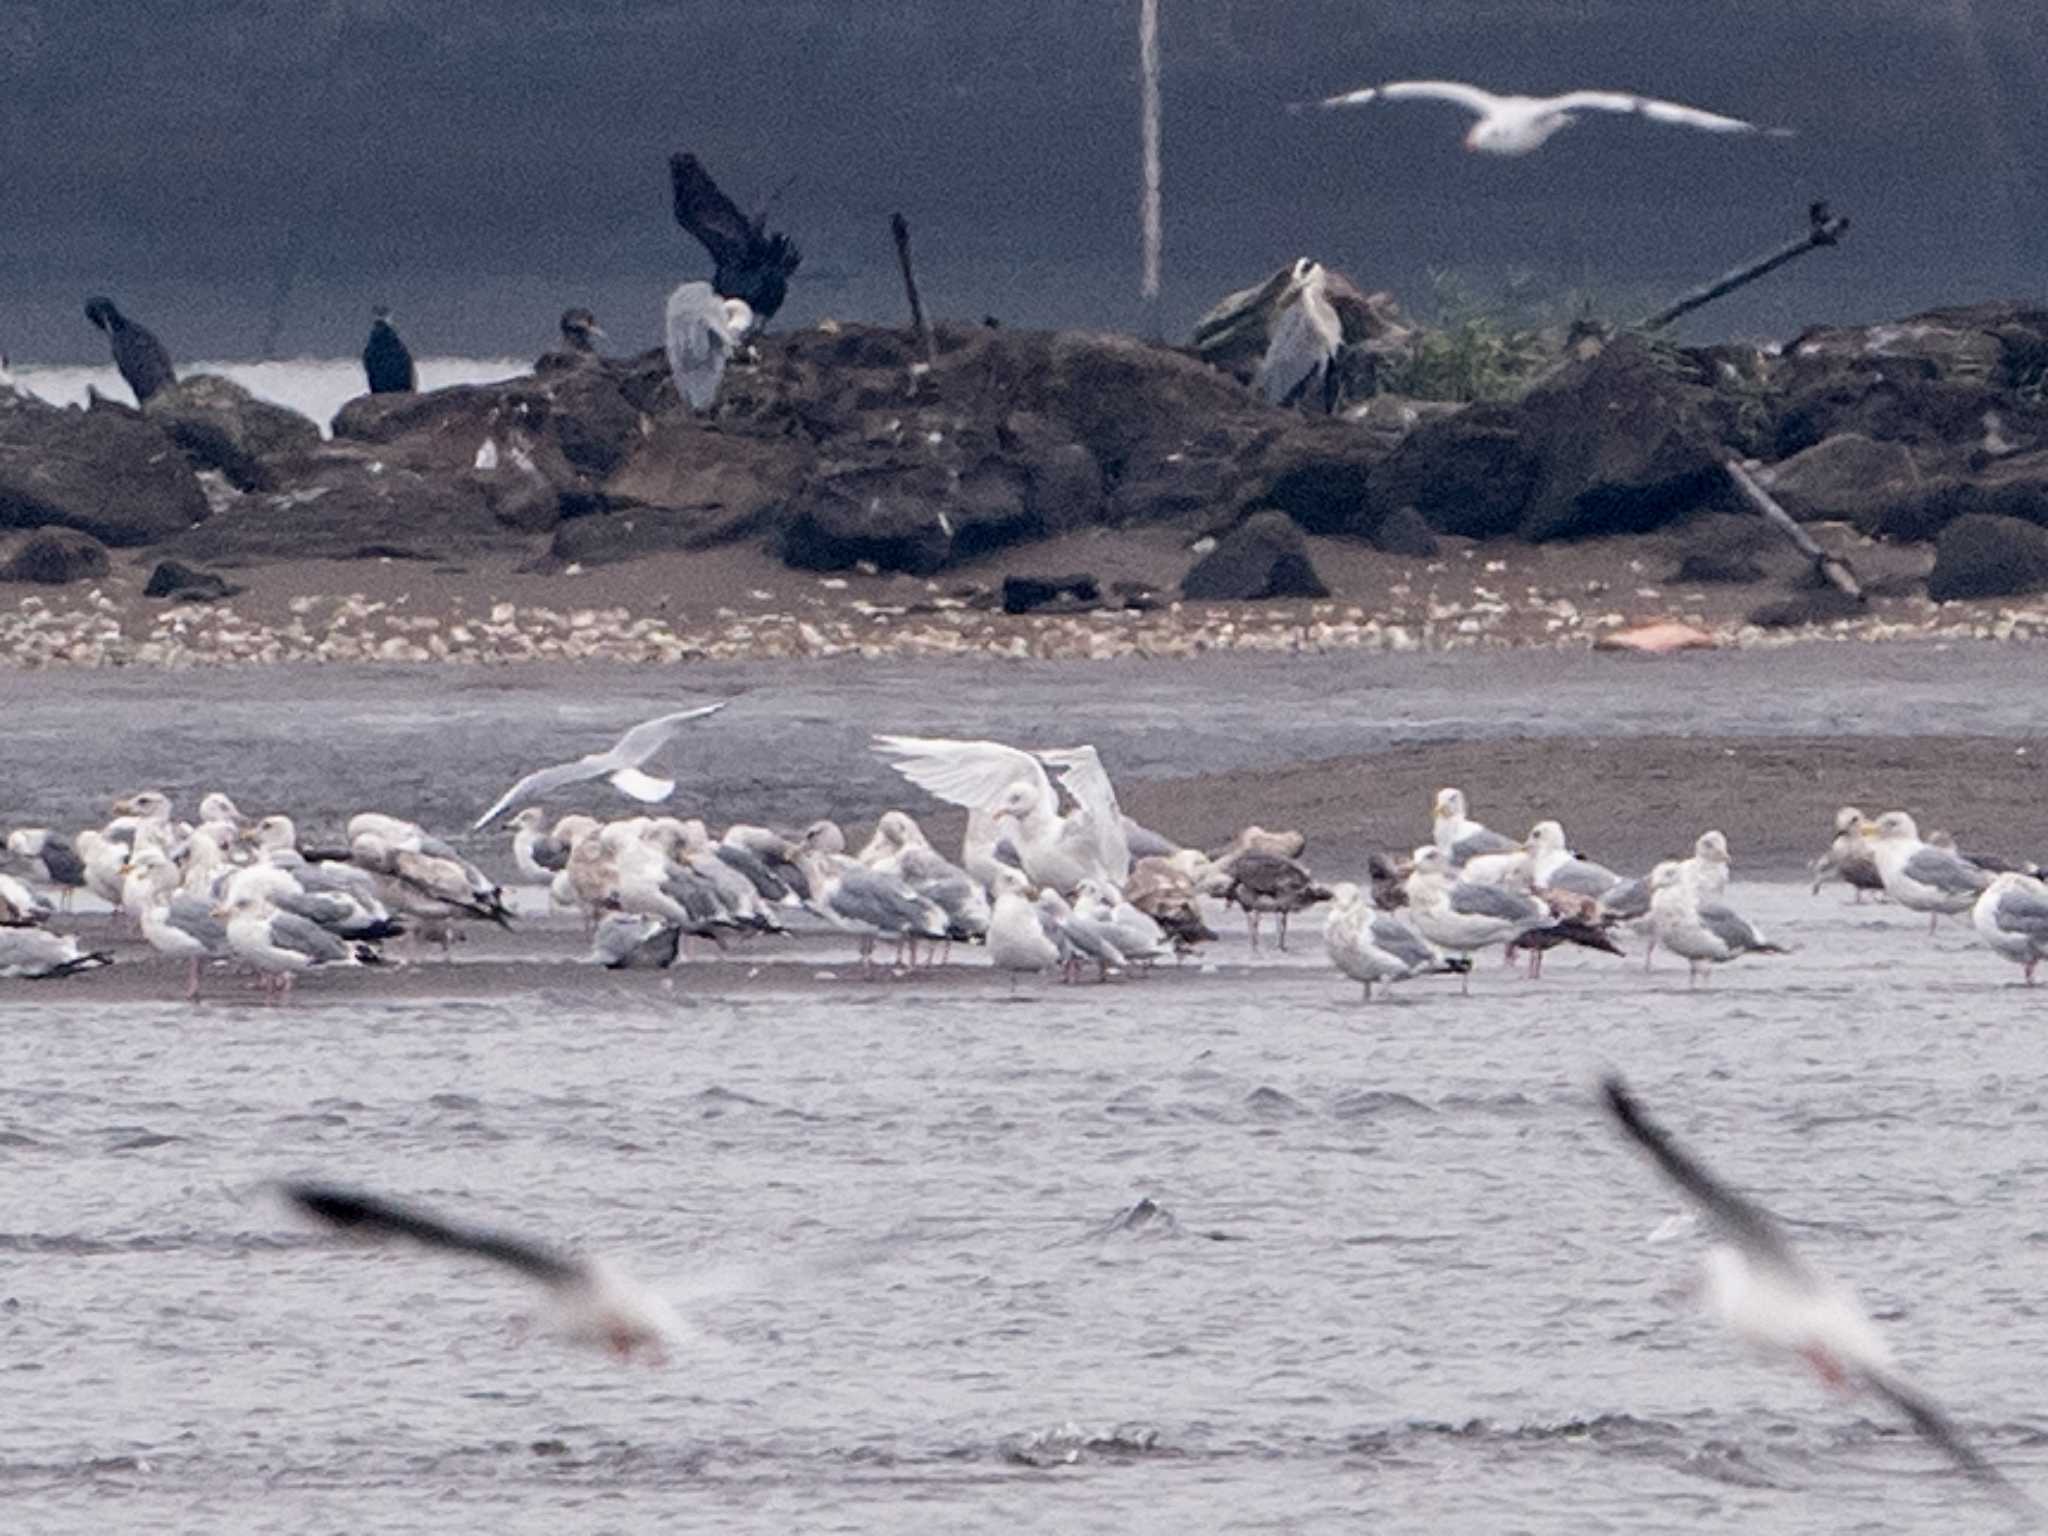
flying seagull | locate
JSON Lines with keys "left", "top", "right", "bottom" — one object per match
{"left": 279, "top": 1181, "right": 681, "bottom": 1361}
{"left": 1600, "top": 1075, "right": 2036, "bottom": 1512}
{"left": 472, "top": 702, "right": 729, "bottom": 830}
{"left": 1302, "top": 80, "right": 1790, "bottom": 155}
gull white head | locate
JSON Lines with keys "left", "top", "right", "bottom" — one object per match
{"left": 722, "top": 296, "right": 757, "bottom": 340}
{"left": 1867, "top": 810, "right": 1918, "bottom": 843}
{"left": 1833, "top": 806, "right": 1865, "bottom": 835}
{"left": 1694, "top": 830, "right": 1730, "bottom": 864}
{"left": 507, "top": 807, "right": 548, "bottom": 834}
{"left": 1526, "top": 820, "right": 1568, "bottom": 856}
{"left": 1433, "top": 787, "right": 1466, "bottom": 822}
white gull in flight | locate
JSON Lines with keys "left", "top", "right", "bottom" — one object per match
{"left": 1303, "top": 80, "right": 1790, "bottom": 155}
{"left": 473, "top": 702, "right": 729, "bottom": 830}
{"left": 1601, "top": 1075, "right": 2037, "bottom": 1513}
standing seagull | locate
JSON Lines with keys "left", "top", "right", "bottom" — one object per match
{"left": 1972, "top": 871, "right": 2048, "bottom": 985}
{"left": 665, "top": 281, "right": 755, "bottom": 412}
{"left": 1867, "top": 811, "right": 1990, "bottom": 933}
{"left": 1302, "top": 80, "right": 1790, "bottom": 155}
{"left": 1599, "top": 1076, "right": 2037, "bottom": 1513}
{"left": 278, "top": 1181, "right": 681, "bottom": 1362}
{"left": 83, "top": 296, "right": 176, "bottom": 403}
{"left": 472, "top": 702, "right": 730, "bottom": 829}
{"left": 1256, "top": 259, "right": 1342, "bottom": 413}
{"left": 362, "top": 306, "right": 416, "bottom": 394}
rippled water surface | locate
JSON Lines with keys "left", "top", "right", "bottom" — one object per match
{"left": 7, "top": 880, "right": 2048, "bottom": 1534}
{"left": 6, "top": 652, "right": 2048, "bottom": 1532}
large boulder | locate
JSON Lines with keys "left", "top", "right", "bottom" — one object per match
{"left": 1365, "top": 404, "right": 1537, "bottom": 538}
{"left": 143, "top": 559, "right": 242, "bottom": 601}
{"left": 1, "top": 529, "right": 110, "bottom": 584}
{"left": 1858, "top": 450, "right": 2048, "bottom": 543}
{"left": 143, "top": 374, "right": 321, "bottom": 491}
{"left": 1771, "top": 301, "right": 2048, "bottom": 461}
{"left": 1250, "top": 424, "right": 1383, "bottom": 537}
{"left": 1181, "top": 512, "right": 1329, "bottom": 601}
{"left": 1755, "top": 433, "right": 1923, "bottom": 523}
{"left": 1927, "top": 514, "right": 2048, "bottom": 601}
{"left": 160, "top": 448, "right": 511, "bottom": 564}
{"left": 1511, "top": 335, "right": 1727, "bottom": 541}
{"left": 602, "top": 424, "right": 811, "bottom": 542}
{"left": 779, "top": 463, "right": 959, "bottom": 574}
{"left": 0, "top": 390, "right": 209, "bottom": 545}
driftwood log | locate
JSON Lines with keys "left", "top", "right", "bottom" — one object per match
{"left": 1725, "top": 458, "right": 1863, "bottom": 600}
{"left": 1643, "top": 201, "right": 1850, "bottom": 333}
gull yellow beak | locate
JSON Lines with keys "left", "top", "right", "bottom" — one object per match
{"left": 1858, "top": 821, "right": 1881, "bottom": 837}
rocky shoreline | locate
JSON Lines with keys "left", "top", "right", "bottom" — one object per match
{"left": 4, "top": 295, "right": 2046, "bottom": 667}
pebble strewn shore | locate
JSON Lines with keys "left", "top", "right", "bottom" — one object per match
{"left": 6, "top": 575, "right": 2048, "bottom": 669}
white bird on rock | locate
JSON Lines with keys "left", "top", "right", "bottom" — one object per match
{"left": 1304, "top": 79, "right": 1790, "bottom": 156}
{"left": 1255, "top": 259, "right": 1341, "bottom": 413}
{"left": 665, "top": 280, "right": 755, "bottom": 412}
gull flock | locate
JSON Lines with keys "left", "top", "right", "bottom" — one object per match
{"left": 3, "top": 708, "right": 2044, "bottom": 997}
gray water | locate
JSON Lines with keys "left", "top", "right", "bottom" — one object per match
{"left": 5, "top": 650, "right": 2048, "bottom": 1532}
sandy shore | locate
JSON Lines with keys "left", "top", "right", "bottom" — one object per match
{"left": 6, "top": 520, "right": 2047, "bottom": 668}
{"left": 5, "top": 647, "right": 2043, "bottom": 883}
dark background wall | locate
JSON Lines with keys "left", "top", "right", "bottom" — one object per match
{"left": 3, "top": 0, "right": 2041, "bottom": 362}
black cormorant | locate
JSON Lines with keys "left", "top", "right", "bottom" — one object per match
{"left": 559, "top": 308, "right": 604, "bottom": 354}
{"left": 82, "top": 296, "right": 176, "bottom": 404}
{"left": 362, "top": 306, "right": 416, "bottom": 394}
{"left": 668, "top": 153, "right": 801, "bottom": 324}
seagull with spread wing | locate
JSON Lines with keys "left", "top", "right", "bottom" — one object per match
{"left": 279, "top": 1181, "right": 682, "bottom": 1362}
{"left": 473, "top": 703, "right": 728, "bottom": 830}
{"left": 1601, "top": 1076, "right": 2038, "bottom": 1513}
{"left": 1303, "top": 80, "right": 1790, "bottom": 155}
{"left": 871, "top": 734, "right": 1134, "bottom": 894}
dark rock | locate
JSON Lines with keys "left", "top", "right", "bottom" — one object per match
{"left": 1182, "top": 512, "right": 1329, "bottom": 601}
{"left": 0, "top": 390, "right": 209, "bottom": 545}
{"left": 1366, "top": 405, "right": 1537, "bottom": 539}
{"left": 1757, "top": 433, "right": 1924, "bottom": 523}
{"left": 549, "top": 505, "right": 775, "bottom": 566}
{"left": 1747, "top": 589, "right": 1867, "bottom": 628}
{"left": 780, "top": 464, "right": 955, "bottom": 574}
{"left": 142, "top": 559, "right": 241, "bottom": 601}
{"left": 1002, "top": 573, "right": 1100, "bottom": 614}
{"left": 332, "top": 367, "right": 642, "bottom": 484}
{"left": 603, "top": 425, "right": 811, "bottom": 544}
{"left": 1371, "top": 504, "right": 1439, "bottom": 558}
{"left": 1255, "top": 430, "right": 1379, "bottom": 536}
{"left": 997, "top": 413, "right": 1105, "bottom": 537}
{"left": 143, "top": 374, "right": 321, "bottom": 492}
{"left": 1, "top": 529, "right": 110, "bottom": 584}
{"left": 1927, "top": 514, "right": 2048, "bottom": 601}
{"left": 160, "top": 448, "right": 510, "bottom": 564}
{"left": 1110, "top": 579, "right": 1166, "bottom": 611}
{"left": 1671, "top": 514, "right": 1770, "bottom": 584}
{"left": 1513, "top": 335, "right": 1727, "bottom": 541}
{"left": 1861, "top": 451, "right": 2048, "bottom": 542}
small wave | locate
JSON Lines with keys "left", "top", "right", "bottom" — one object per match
{"left": 428, "top": 1092, "right": 483, "bottom": 1111}
{"left": 996, "top": 1420, "right": 1176, "bottom": 1468}
{"left": 688, "top": 1086, "right": 775, "bottom": 1117}
{"left": 1330, "top": 1089, "right": 1434, "bottom": 1119}
{"left": 1244, "top": 1086, "right": 1310, "bottom": 1119}
{"left": 100, "top": 1128, "right": 182, "bottom": 1151}
{"left": 1089, "top": 1196, "right": 1180, "bottom": 1240}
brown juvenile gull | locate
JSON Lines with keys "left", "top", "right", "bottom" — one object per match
{"left": 279, "top": 1181, "right": 682, "bottom": 1362}
{"left": 1223, "top": 851, "right": 1332, "bottom": 951}
{"left": 1601, "top": 1076, "right": 2037, "bottom": 1515}
{"left": 474, "top": 702, "right": 728, "bottom": 830}
{"left": 1810, "top": 806, "right": 1883, "bottom": 902}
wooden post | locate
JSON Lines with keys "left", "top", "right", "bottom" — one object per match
{"left": 1139, "top": 0, "right": 1163, "bottom": 308}
{"left": 1725, "top": 458, "right": 1863, "bottom": 600}
{"left": 890, "top": 212, "right": 938, "bottom": 367}
{"left": 1643, "top": 203, "right": 1850, "bottom": 333}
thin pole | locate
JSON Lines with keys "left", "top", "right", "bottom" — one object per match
{"left": 890, "top": 212, "right": 938, "bottom": 367}
{"left": 1139, "top": 0, "right": 1162, "bottom": 305}
{"left": 1725, "top": 458, "right": 1862, "bottom": 600}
